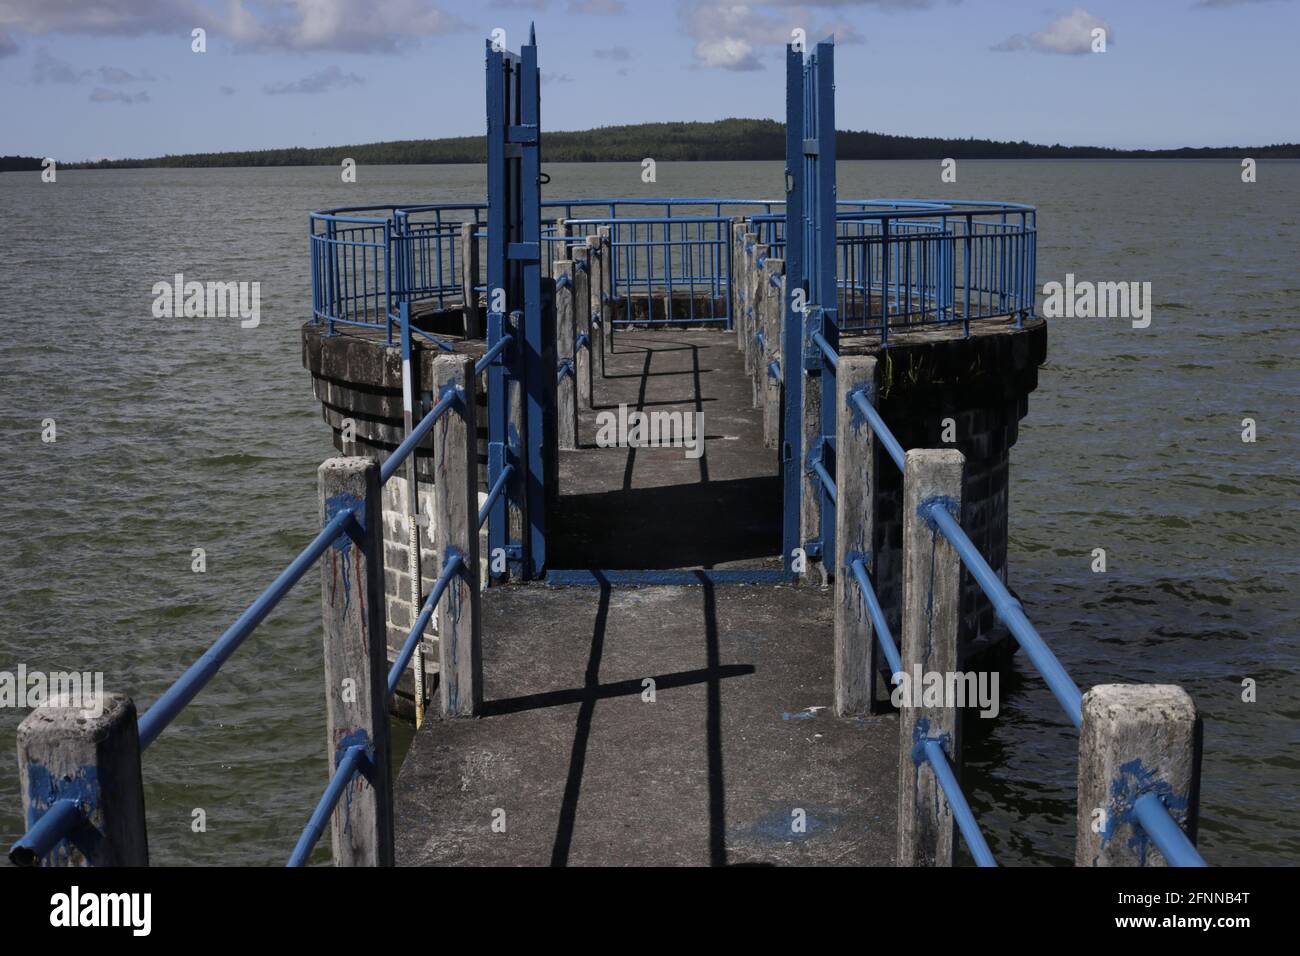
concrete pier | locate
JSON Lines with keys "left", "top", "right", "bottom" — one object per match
{"left": 393, "top": 583, "right": 897, "bottom": 866}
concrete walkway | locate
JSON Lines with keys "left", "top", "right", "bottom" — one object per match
{"left": 393, "top": 583, "right": 898, "bottom": 866}
{"left": 550, "top": 329, "right": 782, "bottom": 570}
{"left": 392, "top": 327, "right": 898, "bottom": 865}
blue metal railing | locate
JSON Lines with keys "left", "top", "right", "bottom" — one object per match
{"left": 753, "top": 200, "right": 1036, "bottom": 344}
{"left": 9, "top": 306, "right": 482, "bottom": 868}
{"left": 815, "top": 334, "right": 1205, "bottom": 867}
{"left": 310, "top": 197, "right": 1034, "bottom": 343}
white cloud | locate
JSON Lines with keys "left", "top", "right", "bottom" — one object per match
{"left": 0, "top": 0, "right": 469, "bottom": 54}
{"left": 678, "top": 1, "right": 901, "bottom": 71}
{"left": 694, "top": 37, "right": 763, "bottom": 70}
{"left": 89, "top": 87, "right": 150, "bottom": 104}
{"left": 993, "top": 8, "right": 1112, "bottom": 55}
{"left": 263, "top": 65, "right": 365, "bottom": 95}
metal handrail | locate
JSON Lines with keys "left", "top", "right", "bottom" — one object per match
{"left": 825, "top": 338, "right": 1205, "bottom": 867}
{"left": 9, "top": 317, "right": 470, "bottom": 866}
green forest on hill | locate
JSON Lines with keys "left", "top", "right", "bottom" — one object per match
{"left": 4, "top": 118, "right": 1296, "bottom": 171}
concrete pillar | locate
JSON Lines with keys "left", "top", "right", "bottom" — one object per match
{"left": 319, "top": 456, "right": 393, "bottom": 866}
{"left": 554, "top": 259, "right": 577, "bottom": 451}
{"left": 505, "top": 312, "right": 528, "bottom": 578}
{"left": 572, "top": 247, "right": 592, "bottom": 410}
{"left": 1076, "top": 684, "right": 1202, "bottom": 866}
{"left": 586, "top": 234, "right": 605, "bottom": 378}
{"left": 833, "top": 357, "right": 878, "bottom": 717}
{"left": 731, "top": 220, "right": 746, "bottom": 347}
{"left": 14, "top": 693, "right": 148, "bottom": 866}
{"left": 761, "top": 258, "right": 785, "bottom": 448}
{"left": 598, "top": 226, "right": 613, "bottom": 364}
{"left": 898, "top": 447, "right": 964, "bottom": 867}
{"left": 460, "top": 221, "right": 481, "bottom": 339}
{"left": 800, "top": 309, "right": 824, "bottom": 579}
{"left": 743, "top": 236, "right": 760, "bottom": 386}
{"left": 430, "top": 356, "right": 483, "bottom": 718}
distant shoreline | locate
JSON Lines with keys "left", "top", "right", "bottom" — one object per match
{"left": 4, "top": 118, "right": 1297, "bottom": 171}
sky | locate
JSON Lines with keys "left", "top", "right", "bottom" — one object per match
{"left": 0, "top": 0, "right": 1296, "bottom": 161}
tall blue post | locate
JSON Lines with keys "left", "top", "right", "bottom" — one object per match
{"left": 484, "top": 26, "right": 545, "bottom": 580}
{"left": 811, "top": 40, "right": 838, "bottom": 575}
{"left": 781, "top": 44, "right": 806, "bottom": 574}
{"left": 519, "top": 27, "right": 547, "bottom": 577}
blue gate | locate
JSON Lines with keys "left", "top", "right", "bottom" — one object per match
{"left": 784, "top": 38, "right": 838, "bottom": 572}
{"left": 485, "top": 26, "right": 547, "bottom": 579}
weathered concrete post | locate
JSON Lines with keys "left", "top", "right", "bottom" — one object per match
{"left": 554, "top": 259, "right": 577, "bottom": 450}
{"left": 731, "top": 220, "right": 746, "bottom": 348}
{"left": 572, "top": 246, "right": 592, "bottom": 410}
{"left": 318, "top": 456, "right": 393, "bottom": 866}
{"left": 587, "top": 234, "right": 605, "bottom": 378}
{"left": 431, "top": 355, "right": 483, "bottom": 718}
{"left": 800, "top": 310, "right": 824, "bottom": 579}
{"left": 898, "top": 447, "right": 964, "bottom": 867}
{"left": 761, "top": 258, "right": 785, "bottom": 447}
{"left": 13, "top": 693, "right": 148, "bottom": 866}
{"left": 460, "top": 221, "right": 481, "bottom": 339}
{"left": 1076, "top": 684, "right": 1202, "bottom": 866}
{"left": 505, "top": 310, "right": 529, "bottom": 573}
{"left": 833, "top": 356, "right": 878, "bottom": 717}
{"left": 743, "top": 236, "right": 761, "bottom": 387}
{"left": 598, "top": 226, "right": 614, "bottom": 365}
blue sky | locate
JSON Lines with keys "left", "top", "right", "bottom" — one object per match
{"left": 1, "top": 0, "right": 1296, "bottom": 160}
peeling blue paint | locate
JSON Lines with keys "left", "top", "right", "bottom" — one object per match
{"left": 25, "top": 762, "right": 100, "bottom": 864}
{"left": 325, "top": 493, "right": 362, "bottom": 552}
{"left": 845, "top": 384, "right": 874, "bottom": 431}
{"left": 1102, "top": 757, "right": 1189, "bottom": 864}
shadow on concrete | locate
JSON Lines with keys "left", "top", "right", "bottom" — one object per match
{"left": 554, "top": 330, "right": 782, "bottom": 570}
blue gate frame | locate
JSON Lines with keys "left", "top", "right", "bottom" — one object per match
{"left": 785, "top": 38, "right": 838, "bottom": 572}
{"left": 485, "top": 26, "right": 546, "bottom": 579}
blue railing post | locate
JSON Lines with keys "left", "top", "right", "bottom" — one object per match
{"left": 11, "top": 693, "right": 148, "bottom": 866}
{"left": 898, "top": 447, "right": 965, "bottom": 867}
{"left": 1076, "top": 684, "right": 1204, "bottom": 867}
{"left": 317, "top": 456, "right": 393, "bottom": 866}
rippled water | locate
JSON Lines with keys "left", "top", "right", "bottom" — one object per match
{"left": 1, "top": 161, "right": 1296, "bottom": 865}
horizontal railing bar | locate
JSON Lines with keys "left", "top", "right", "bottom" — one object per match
{"left": 478, "top": 464, "right": 514, "bottom": 530}
{"left": 848, "top": 557, "right": 901, "bottom": 675}
{"left": 813, "top": 459, "right": 838, "bottom": 504}
{"left": 386, "top": 553, "right": 465, "bottom": 697}
{"left": 286, "top": 744, "right": 367, "bottom": 867}
{"left": 812, "top": 331, "right": 839, "bottom": 369}
{"left": 922, "top": 503, "right": 1084, "bottom": 728}
{"left": 1133, "top": 792, "right": 1207, "bottom": 867}
{"left": 923, "top": 739, "right": 997, "bottom": 868}
{"left": 8, "top": 798, "right": 81, "bottom": 866}
{"left": 474, "top": 334, "right": 513, "bottom": 375}
{"left": 379, "top": 387, "right": 461, "bottom": 484}
{"left": 137, "top": 506, "right": 359, "bottom": 750}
